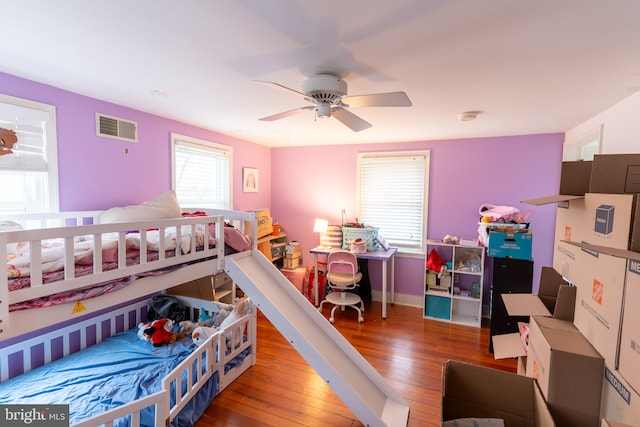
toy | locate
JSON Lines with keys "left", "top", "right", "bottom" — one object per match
{"left": 0, "top": 128, "right": 18, "bottom": 157}
{"left": 138, "top": 318, "right": 186, "bottom": 347}
{"left": 219, "top": 298, "right": 251, "bottom": 349}
{"left": 191, "top": 325, "right": 218, "bottom": 346}
{"left": 199, "top": 307, "right": 213, "bottom": 323}
{"left": 178, "top": 320, "right": 198, "bottom": 334}
{"left": 479, "top": 203, "right": 530, "bottom": 224}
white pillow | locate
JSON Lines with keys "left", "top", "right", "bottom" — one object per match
{"left": 97, "top": 190, "right": 182, "bottom": 224}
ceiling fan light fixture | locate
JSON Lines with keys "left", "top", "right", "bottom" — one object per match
{"left": 316, "top": 103, "right": 332, "bottom": 119}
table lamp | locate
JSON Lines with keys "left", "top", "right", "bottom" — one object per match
{"left": 313, "top": 218, "right": 329, "bottom": 248}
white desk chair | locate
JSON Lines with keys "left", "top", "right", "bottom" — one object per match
{"left": 318, "top": 249, "right": 364, "bottom": 323}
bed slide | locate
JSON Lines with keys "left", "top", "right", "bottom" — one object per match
{"left": 225, "top": 250, "right": 409, "bottom": 427}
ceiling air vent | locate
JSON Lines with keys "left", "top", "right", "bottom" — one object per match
{"left": 96, "top": 113, "right": 138, "bottom": 142}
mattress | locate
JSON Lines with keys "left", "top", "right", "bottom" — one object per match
{"left": 0, "top": 328, "right": 248, "bottom": 426}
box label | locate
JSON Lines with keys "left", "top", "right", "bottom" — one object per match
{"left": 605, "top": 366, "right": 632, "bottom": 405}
{"left": 595, "top": 204, "right": 615, "bottom": 235}
{"left": 580, "top": 298, "right": 610, "bottom": 330}
{"left": 592, "top": 278, "right": 604, "bottom": 305}
{"left": 629, "top": 260, "right": 640, "bottom": 276}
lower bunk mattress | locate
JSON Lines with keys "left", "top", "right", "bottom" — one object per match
{"left": 0, "top": 328, "right": 250, "bottom": 426}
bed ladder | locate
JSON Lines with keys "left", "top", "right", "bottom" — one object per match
{"left": 225, "top": 250, "right": 409, "bottom": 427}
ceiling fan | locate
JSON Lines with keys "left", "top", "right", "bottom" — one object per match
{"left": 256, "top": 74, "right": 412, "bottom": 132}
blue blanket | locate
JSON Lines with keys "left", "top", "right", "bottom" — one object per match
{"left": 0, "top": 330, "right": 221, "bottom": 426}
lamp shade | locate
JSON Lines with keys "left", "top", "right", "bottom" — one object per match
{"left": 313, "top": 218, "right": 329, "bottom": 234}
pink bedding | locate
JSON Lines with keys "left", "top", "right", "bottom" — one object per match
{"left": 5, "top": 220, "right": 251, "bottom": 312}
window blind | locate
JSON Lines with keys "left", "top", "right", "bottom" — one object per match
{"left": 0, "top": 95, "right": 58, "bottom": 213}
{"left": 358, "top": 151, "right": 428, "bottom": 251}
{"left": 172, "top": 135, "right": 231, "bottom": 209}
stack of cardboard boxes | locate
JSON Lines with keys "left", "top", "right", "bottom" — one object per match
{"left": 507, "top": 154, "right": 640, "bottom": 426}
{"left": 284, "top": 241, "right": 302, "bottom": 269}
{"left": 446, "top": 155, "right": 640, "bottom": 426}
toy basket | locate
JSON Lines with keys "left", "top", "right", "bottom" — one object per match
{"left": 342, "top": 226, "right": 380, "bottom": 251}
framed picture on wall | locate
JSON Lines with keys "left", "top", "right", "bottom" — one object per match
{"left": 243, "top": 167, "right": 259, "bottom": 192}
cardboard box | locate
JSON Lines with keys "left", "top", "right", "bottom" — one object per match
{"left": 553, "top": 240, "right": 580, "bottom": 284}
{"left": 526, "top": 316, "right": 604, "bottom": 427}
{"left": 558, "top": 193, "right": 640, "bottom": 252}
{"left": 570, "top": 246, "right": 626, "bottom": 366}
{"left": 492, "top": 267, "right": 576, "bottom": 363}
{"left": 501, "top": 266, "right": 575, "bottom": 320}
{"left": 585, "top": 194, "right": 640, "bottom": 252}
{"left": 618, "top": 258, "right": 640, "bottom": 395}
{"left": 520, "top": 161, "right": 591, "bottom": 206}
{"left": 441, "top": 360, "right": 556, "bottom": 426}
{"left": 554, "top": 197, "right": 586, "bottom": 245}
{"left": 285, "top": 241, "right": 301, "bottom": 255}
{"left": 601, "top": 420, "right": 635, "bottom": 427}
{"left": 245, "top": 208, "right": 273, "bottom": 238}
{"left": 600, "top": 362, "right": 640, "bottom": 426}
{"left": 561, "top": 160, "right": 593, "bottom": 196}
{"left": 488, "top": 230, "right": 533, "bottom": 260}
{"left": 283, "top": 255, "right": 301, "bottom": 269}
{"left": 589, "top": 154, "right": 640, "bottom": 194}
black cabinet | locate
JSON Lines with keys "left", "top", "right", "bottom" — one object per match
{"left": 489, "top": 257, "right": 533, "bottom": 352}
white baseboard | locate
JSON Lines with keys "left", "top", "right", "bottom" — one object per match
{"left": 371, "top": 291, "right": 423, "bottom": 309}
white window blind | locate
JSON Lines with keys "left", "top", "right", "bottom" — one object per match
{"left": 357, "top": 151, "right": 429, "bottom": 253}
{"left": 171, "top": 133, "right": 232, "bottom": 209}
{"left": 0, "top": 94, "right": 58, "bottom": 214}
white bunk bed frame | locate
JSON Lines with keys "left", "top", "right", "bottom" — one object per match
{"left": 0, "top": 209, "right": 257, "bottom": 340}
{"left": 0, "top": 209, "right": 258, "bottom": 427}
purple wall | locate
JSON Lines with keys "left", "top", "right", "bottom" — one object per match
{"left": 2, "top": 71, "right": 565, "bottom": 304}
{"left": 0, "top": 72, "right": 271, "bottom": 212}
{"left": 271, "top": 134, "right": 564, "bottom": 301}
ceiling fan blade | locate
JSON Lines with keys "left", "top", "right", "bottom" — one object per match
{"left": 259, "top": 106, "right": 313, "bottom": 121}
{"left": 331, "top": 108, "right": 372, "bottom": 132}
{"left": 342, "top": 91, "right": 412, "bottom": 108}
{"left": 255, "top": 80, "right": 307, "bottom": 98}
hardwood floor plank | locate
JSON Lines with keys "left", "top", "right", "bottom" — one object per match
{"left": 195, "top": 301, "right": 516, "bottom": 426}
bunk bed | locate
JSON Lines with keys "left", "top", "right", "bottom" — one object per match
{"left": 0, "top": 197, "right": 258, "bottom": 426}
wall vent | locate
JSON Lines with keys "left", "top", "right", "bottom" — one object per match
{"left": 96, "top": 113, "right": 138, "bottom": 142}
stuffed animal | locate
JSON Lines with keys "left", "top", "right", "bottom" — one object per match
{"left": 218, "top": 298, "right": 251, "bottom": 349}
{"left": 191, "top": 325, "right": 218, "bottom": 346}
{"left": 0, "top": 128, "right": 18, "bottom": 157}
{"left": 138, "top": 318, "right": 186, "bottom": 347}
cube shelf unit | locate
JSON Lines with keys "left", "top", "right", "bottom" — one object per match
{"left": 257, "top": 228, "right": 288, "bottom": 268}
{"left": 424, "top": 240, "right": 485, "bottom": 327}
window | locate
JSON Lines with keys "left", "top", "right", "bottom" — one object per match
{"left": 357, "top": 150, "right": 429, "bottom": 254}
{"left": 563, "top": 124, "right": 602, "bottom": 161}
{"left": 0, "top": 94, "right": 59, "bottom": 214}
{"left": 171, "top": 133, "right": 232, "bottom": 209}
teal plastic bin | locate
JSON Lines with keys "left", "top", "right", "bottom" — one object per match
{"left": 425, "top": 294, "right": 451, "bottom": 320}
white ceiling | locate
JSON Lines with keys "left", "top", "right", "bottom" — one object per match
{"left": 2, "top": 1, "right": 640, "bottom": 148}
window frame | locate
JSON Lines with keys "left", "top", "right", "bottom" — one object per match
{"left": 171, "top": 132, "right": 233, "bottom": 210}
{"left": 356, "top": 150, "right": 430, "bottom": 255}
{"left": 0, "top": 94, "right": 59, "bottom": 214}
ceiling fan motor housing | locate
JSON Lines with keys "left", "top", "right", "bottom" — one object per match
{"left": 302, "top": 74, "right": 347, "bottom": 104}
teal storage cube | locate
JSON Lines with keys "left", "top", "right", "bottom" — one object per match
{"left": 425, "top": 294, "right": 451, "bottom": 320}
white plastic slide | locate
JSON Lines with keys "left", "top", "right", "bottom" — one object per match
{"left": 225, "top": 250, "right": 410, "bottom": 427}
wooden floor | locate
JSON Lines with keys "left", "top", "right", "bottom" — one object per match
{"left": 196, "top": 300, "right": 517, "bottom": 427}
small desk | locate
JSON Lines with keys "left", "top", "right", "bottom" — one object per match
{"left": 310, "top": 246, "right": 398, "bottom": 319}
